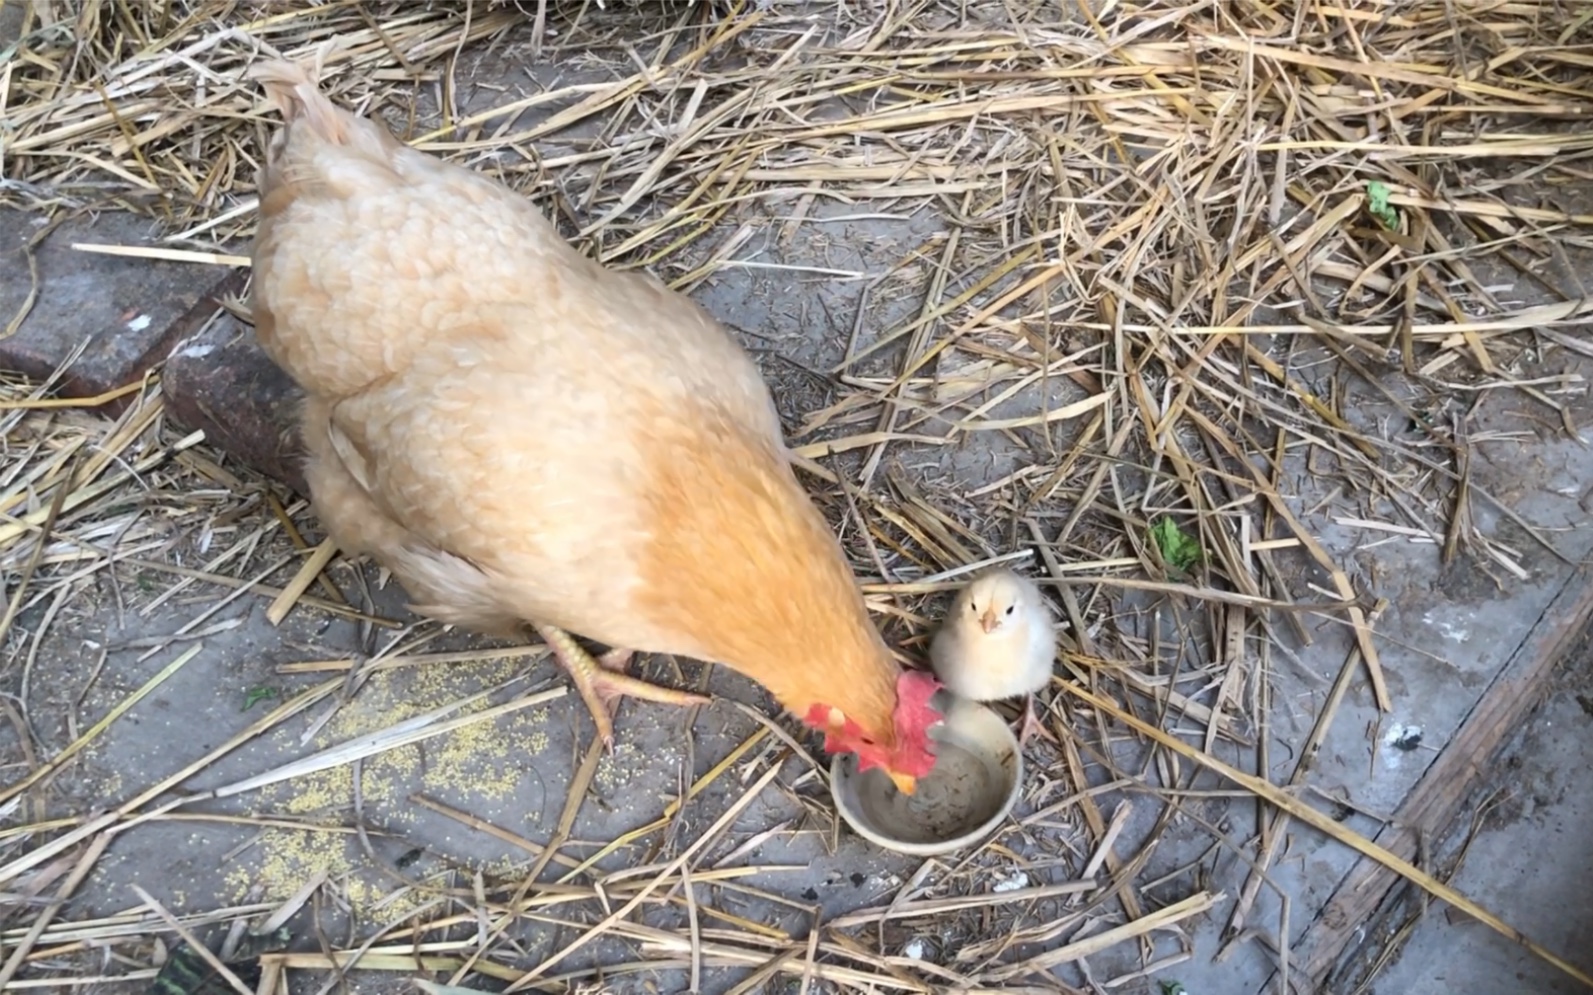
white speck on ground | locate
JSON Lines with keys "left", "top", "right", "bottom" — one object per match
{"left": 991, "top": 869, "right": 1029, "bottom": 893}
{"left": 1421, "top": 611, "right": 1469, "bottom": 643}
{"left": 1381, "top": 723, "right": 1424, "bottom": 768}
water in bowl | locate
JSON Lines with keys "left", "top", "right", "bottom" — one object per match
{"left": 848, "top": 736, "right": 1016, "bottom": 845}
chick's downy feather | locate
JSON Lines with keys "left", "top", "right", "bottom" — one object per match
{"left": 930, "top": 569, "right": 1055, "bottom": 702}
{"left": 248, "top": 60, "right": 939, "bottom": 786}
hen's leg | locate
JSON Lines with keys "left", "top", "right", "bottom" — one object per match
{"left": 1015, "top": 694, "right": 1060, "bottom": 746}
{"left": 535, "top": 625, "right": 708, "bottom": 749}
{"left": 593, "top": 648, "right": 636, "bottom": 719}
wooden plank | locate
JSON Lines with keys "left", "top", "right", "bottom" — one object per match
{"left": 1297, "top": 565, "right": 1593, "bottom": 988}
{"left": 0, "top": 210, "right": 232, "bottom": 402}
{"left": 162, "top": 306, "right": 309, "bottom": 497}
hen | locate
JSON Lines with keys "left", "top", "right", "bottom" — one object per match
{"left": 929, "top": 568, "right": 1058, "bottom": 745}
{"left": 248, "top": 60, "right": 940, "bottom": 792}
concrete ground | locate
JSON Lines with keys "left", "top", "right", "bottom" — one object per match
{"left": 3, "top": 4, "right": 1593, "bottom": 995}
{"left": 1368, "top": 628, "right": 1593, "bottom": 995}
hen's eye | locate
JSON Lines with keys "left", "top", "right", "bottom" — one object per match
{"left": 1005, "top": 605, "right": 1015, "bottom": 615}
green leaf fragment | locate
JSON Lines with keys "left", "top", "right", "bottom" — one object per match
{"left": 148, "top": 927, "right": 290, "bottom": 995}
{"left": 1366, "top": 180, "right": 1398, "bottom": 230}
{"left": 241, "top": 685, "right": 279, "bottom": 711}
{"left": 1150, "top": 517, "right": 1202, "bottom": 573}
{"left": 1160, "top": 983, "right": 1188, "bottom": 995}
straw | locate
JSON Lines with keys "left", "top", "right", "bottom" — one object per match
{"left": 4, "top": 1, "right": 1592, "bottom": 991}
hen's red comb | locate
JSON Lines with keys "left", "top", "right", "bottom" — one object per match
{"left": 804, "top": 670, "right": 942, "bottom": 776}
{"left": 894, "top": 669, "right": 941, "bottom": 734}
{"left": 886, "top": 669, "right": 942, "bottom": 776}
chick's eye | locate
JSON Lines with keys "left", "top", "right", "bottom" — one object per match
{"left": 969, "top": 602, "right": 979, "bottom": 613}
{"left": 1005, "top": 605, "right": 1015, "bottom": 615}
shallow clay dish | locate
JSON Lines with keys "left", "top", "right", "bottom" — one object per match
{"left": 830, "top": 692, "right": 1022, "bottom": 855}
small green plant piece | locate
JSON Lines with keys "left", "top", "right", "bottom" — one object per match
{"left": 149, "top": 926, "right": 290, "bottom": 995}
{"left": 1366, "top": 180, "right": 1398, "bottom": 230}
{"left": 1150, "top": 517, "right": 1202, "bottom": 573}
{"left": 1160, "top": 982, "right": 1188, "bottom": 995}
{"left": 241, "top": 685, "right": 279, "bottom": 712}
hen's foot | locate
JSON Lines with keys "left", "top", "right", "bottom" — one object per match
{"left": 535, "top": 625, "right": 709, "bottom": 750}
{"left": 1015, "top": 694, "right": 1060, "bottom": 746}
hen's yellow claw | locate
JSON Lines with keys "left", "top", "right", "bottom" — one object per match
{"left": 535, "top": 625, "right": 708, "bottom": 750}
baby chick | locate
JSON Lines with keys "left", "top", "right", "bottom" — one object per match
{"left": 929, "top": 568, "right": 1058, "bottom": 745}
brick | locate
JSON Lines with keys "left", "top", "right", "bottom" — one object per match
{"left": 0, "top": 209, "right": 234, "bottom": 401}
{"left": 163, "top": 311, "right": 309, "bottom": 496}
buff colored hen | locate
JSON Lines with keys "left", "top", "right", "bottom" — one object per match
{"left": 248, "top": 61, "right": 940, "bottom": 792}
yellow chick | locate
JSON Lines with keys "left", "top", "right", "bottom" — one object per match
{"left": 929, "top": 568, "right": 1059, "bottom": 745}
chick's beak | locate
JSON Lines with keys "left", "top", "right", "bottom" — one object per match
{"left": 887, "top": 770, "right": 918, "bottom": 795}
{"left": 979, "top": 608, "right": 999, "bottom": 633}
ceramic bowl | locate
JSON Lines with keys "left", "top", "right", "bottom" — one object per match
{"left": 830, "top": 692, "right": 1022, "bottom": 856}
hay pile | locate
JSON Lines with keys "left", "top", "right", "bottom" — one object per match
{"left": 3, "top": 0, "right": 1593, "bottom": 991}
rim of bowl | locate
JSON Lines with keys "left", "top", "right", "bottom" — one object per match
{"left": 828, "top": 715, "right": 1024, "bottom": 857}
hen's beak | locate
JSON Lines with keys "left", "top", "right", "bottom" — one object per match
{"left": 979, "top": 608, "right": 999, "bottom": 633}
{"left": 887, "top": 770, "right": 918, "bottom": 795}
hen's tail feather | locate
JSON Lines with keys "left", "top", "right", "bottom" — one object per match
{"left": 250, "top": 59, "right": 348, "bottom": 146}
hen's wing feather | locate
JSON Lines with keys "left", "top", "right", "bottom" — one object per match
{"left": 297, "top": 394, "right": 405, "bottom": 560}
{"left": 302, "top": 392, "right": 526, "bottom": 636}
{"left": 310, "top": 347, "right": 722, "bottom": 655}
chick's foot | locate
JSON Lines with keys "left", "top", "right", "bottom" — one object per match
{"left": 1016, "top": 694, "right": 1060, "bottom": 746}
{"left": 535, "top": 625, "right": 709, "bottom": 750}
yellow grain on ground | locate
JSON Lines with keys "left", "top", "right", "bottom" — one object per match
{"left": 594, "top": 741, "right": 643, "bottom": 792}
{"left": 224, "top": 653, "right": 558, "bottom": 915}
{"left": 225, "top": 825, "right": 358, "bottom": 913}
